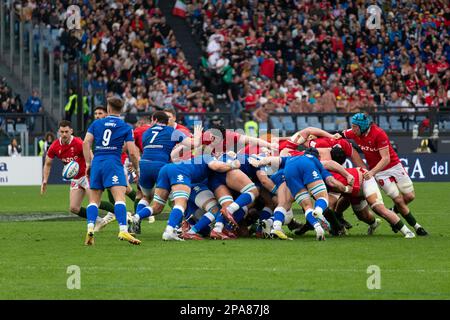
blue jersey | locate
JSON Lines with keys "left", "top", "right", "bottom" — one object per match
{"left": 141, "top": 124, "right": 186, "bottom": 162}
{"left": 87, "top": 115, "right": 133, "bottom": 161}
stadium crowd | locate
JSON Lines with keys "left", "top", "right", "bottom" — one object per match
{"left": 187, "top": 0, "right": 450, "bottom": 121}
{"left": 15, "top": 0, "right": 219, "bottom": 117}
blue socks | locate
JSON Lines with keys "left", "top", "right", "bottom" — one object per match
{"left": 305, "top": 209, "right": 319, "bottom": 226}
{"left": 315, "top": 197, "right": 328, "bottom": 216}
{"left": 167, "top": 205, "right": 184, "bottom": 228}
{"left": 114, "top": 201, "right": 127, "bottom": 229}
{"left": 136, "top": 199, "right": 149, "bottom": 214}
{"left": 86, "top": 203, "right": 99, "bottom": 226}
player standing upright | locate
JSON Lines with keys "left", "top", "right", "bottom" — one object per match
{"left": 343, "top": 113, "right": 428, "bottom": 236}
{"left": 82, "top": 97, "right": 141, "bottom": 245}
{"left": 41, "top": 120, "right": 115, "bottom": 222}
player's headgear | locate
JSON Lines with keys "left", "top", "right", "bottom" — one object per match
{"left": 330, "top": 145, "right": 346, "bottom": 165}
{"left": 351, "top": 113, "right": 372, "bottom": 133}
{"left": 305, "top": 147, "right": 320, "bottom": 159}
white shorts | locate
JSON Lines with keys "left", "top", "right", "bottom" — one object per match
{"left": 70, "top": 175, "right": 89, "bottom": 191}
{"left": 375, "top": 163, "right": 414, "bottom": 198}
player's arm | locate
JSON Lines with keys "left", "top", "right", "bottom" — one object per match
{"left": 249, "top": 156, "right": 283, "bottom": 168}
{"left": 41, "top": 155, "right": 53, "bottom": 194}
{"left": 256, "top": 170, "right": 276, "bottom": 194}
{"left": 321, "top": 160, "right": 354, "bottom": 186}
{"left": 238, "top": 134, "right": 278, "bottom": 151}
{"left": 365, "top": 147, "right": 390, "bottom": 180}
{"left": 126, "top": 141, "right": 140, "bottom": 174}
{"left": 325, "top": 175, "right": 352, "bottom": 194}
{"left": 207, "top": 158, "right": 240, "bottom": 172}
{"left": 350, "top": 147, "right": 367, "bottom": 168}
{"left": 291, "top": 127, "right": 337, "bottom": 145}
{"left": 83, "top": 132, "right": 94, "bottom": 175}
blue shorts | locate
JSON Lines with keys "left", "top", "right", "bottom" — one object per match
{"left": 156, "top": 164, "right": 191, "bottom": 191}
{"left": 139, "top": 160, "right": 166, "bottom": 190}
{"left": 270, "top": 169, "right": 285, "bottom": 195}
{"left": 207, "top": 172, "right": 227, "bottom": 192}
{"left": 90, "top": 158, "right": 127, "bottom": 190}
{"left": 284, "top": 158, "right": 324, "bottom": 196}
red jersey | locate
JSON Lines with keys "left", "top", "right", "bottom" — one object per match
{"left": 307, "top": 137, "right": 353, "bottom": 158}
{"left": 331, "top": 167, "right": 362, "bottom": 197}
{"left": 279, "top": 140, "right": 299, "bottom": 151}
{"left": 133, "top": 124, "right": 152, "bottom": 153}
{"left": 343, "top": 124, "right": 400, "bottom": 171}
{"left": 202, "top": 130, "right": 241, "bottom": 153}
{"left": 175, "top": 123, "right": 192, "bottom": 137}
{"left": 47, "top": 136, "right": 86, "bottom": 179}
{"left": 242, "top": 144, "right": 261, "bottom": 155}
{"left": 121, "top": 152, "right": 128, "bottom": 165}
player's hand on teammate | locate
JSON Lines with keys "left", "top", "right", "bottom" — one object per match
{"left": 40, "top": 181, "right": 47, "bottom": 195}
{"left": 248, "top": 156, "right": 260, "bottom": 168}
{"left": 346, "top": 174, "right": 355, "bottom": 186}
{"left": 363, "top": 170, "right": 374, "bottom": 180}
{"left": 270, "top": 142, "right": 279, "bottom": 151}
{"left": 332, "top": 133, "right": 342, "bottom": 140}
{"left": 230, "top": 159, "right": 240, "bottom": 169}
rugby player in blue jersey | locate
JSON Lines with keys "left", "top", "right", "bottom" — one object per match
{"left": 250, "top": 148, "right": 352, "bottom": 241}
{"left": 128, "top": 111, "right": 202, "bottom": 234}
{"left": 82, "top": 97, "right": 141, "bottom": 245}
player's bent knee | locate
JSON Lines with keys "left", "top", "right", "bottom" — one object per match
{"left": 352, "top": 200, "right": 368, "bottom": 212}
{"left": 403, "top": 192, "right": 415, "bottom": 203}
{"left": 70, "top": 206, "right": 81, "bottom": 214}
{"left": 310, "top": 182, "right": 327, "bottom": 199}
{"left": 295, "top": 191, "right": 310, "bottom": 205}
{"left": 383, "top": 182, "right": 400, "bottom": 199}
{"left": 397, "top": 178, "right": 414, "bottom": 196}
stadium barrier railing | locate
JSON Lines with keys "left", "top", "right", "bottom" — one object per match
{"left": 268, "top": 108, "right": 450, "bottom": 135}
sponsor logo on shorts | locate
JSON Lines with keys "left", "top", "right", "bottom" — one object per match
{"left": 312, "top": 171, "right": 319, "bottom": 179}
{"left": 112, "top": 175, "right": 119, "bottom": 184}
{"left": 177, "top": 174, "right": 184, "bottom": 182}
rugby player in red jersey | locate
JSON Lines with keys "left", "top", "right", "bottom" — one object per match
{"left": 342, "top": 113, "right": 428, "bottom": 236}
{"left": 41, "top": 120, "right": 115, "bottom": 223}
{"left": 164, "top": 107, "right": 192, "bottom": 137}
{"left": 327, "top": 146, "right": 415, "bottom": 238}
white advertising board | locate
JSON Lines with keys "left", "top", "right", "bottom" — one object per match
{"left": 0, "top": 157, "right": 42, "bottom": 186}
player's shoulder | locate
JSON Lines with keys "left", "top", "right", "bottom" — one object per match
{"left": 343, "top": 128, "right": 355, "bottom": 137}
{"left": 72, "top": 136, "right": 84, "bottom": 145}
{"left": 370, "top": 124, "right": 388, "bottom": 138}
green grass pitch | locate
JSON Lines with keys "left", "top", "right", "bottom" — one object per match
{"left": 0, "top": 183, "right": 450, "bottom": 300}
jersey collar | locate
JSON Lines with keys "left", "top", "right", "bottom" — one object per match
{"left": 60, "top": 135, "right": 74, "bottom": 145}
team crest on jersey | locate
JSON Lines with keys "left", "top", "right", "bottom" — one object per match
{"left": 112, "top": 175, "right": 119, "bottom": 184}
{"left": 177, "top": 174, "right": 184, "bottom": 182}
{"left": 312, "top": 171, "right": 318, "bottom": 178}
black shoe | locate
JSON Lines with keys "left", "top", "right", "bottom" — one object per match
{"left": 128, "top": 219, "right": 141, "bottom": 234}
{"left": 416, "top": 227, "right": 428, "bottom": 236}
{"left": 294, "top": 222, "right": 314, "bottom": 236}
{"left": 287, "top": 218, "right": 303, "bottom": 232}
{"left": 390, "top": 224, "right": 399, "bottom": 233}
{"left": 338, "top": 217, "right": 353, "bottom": 229}
{"left": 330, "top": 226, "right": 347, "bottom": 236}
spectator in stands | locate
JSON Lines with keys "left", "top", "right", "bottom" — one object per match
{"left": 24, "top": 89, "right": 42, "bottom": 131}
{"left": 184, "top": 0, "right": 449, "bottom": 125}
{"left": 8, "top": 138, "right": 22, "bottom": 157}
{"left": 38, "top": 131, "right": 56, "bottom": 157}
